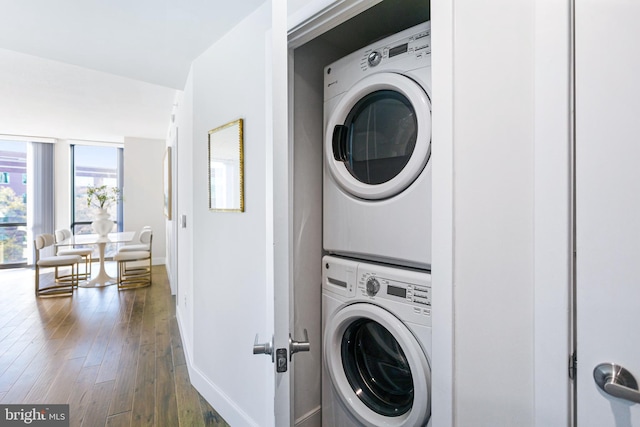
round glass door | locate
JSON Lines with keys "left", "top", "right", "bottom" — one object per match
{"left": 341, "top": 318, "right": 414, "bottom": 417}
{"left": 326, "top": 72, "right": 431, "bottom": 200}
{"left": 339, "top": 90, "right": 418, "bottom": 186}
{"left": 324, "top": 303, "right": 431, "bottom": 427}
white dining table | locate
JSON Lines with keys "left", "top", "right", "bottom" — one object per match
{"left": 56, "top": 231, "right": 135, "bottom": 287}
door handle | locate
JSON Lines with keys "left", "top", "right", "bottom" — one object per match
{"left": 289, "top": 329, "right": 310, "bottom": 361}
{"left": 594, "top": 363, "right": 640, "bottom": 404}
{"left": 332, "top": 125, "right": 349, "bottom": 162}
{"left": 253, "top": 334, "right": 274, "bottom": 362}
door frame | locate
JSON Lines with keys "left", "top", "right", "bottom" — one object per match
{"left": 533, "top": 0, "right": 573, "bottom": 426}
{"left": 288, "top": 1, "right": 454, "bottom": 426}
{"left": 429, "top": 1, "right": 455, "bottom": 425}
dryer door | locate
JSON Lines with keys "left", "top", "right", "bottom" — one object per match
{"left": 324, "top": 303, "right": 431, "bottom": 427}
{"left": 326, "top": 72, "right": 431, "bottom": 200}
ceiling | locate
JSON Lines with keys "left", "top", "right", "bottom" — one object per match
{"left": 0, "top": 0, "right": 265, "bottom": 143}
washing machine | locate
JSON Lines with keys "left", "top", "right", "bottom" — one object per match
{"left": 323, "top": 22, "right": 432, "bottom": 270}
{"left": 322, "top": 255, "right": 432, "bottom": 427}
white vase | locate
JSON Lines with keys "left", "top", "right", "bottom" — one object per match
{"left": 92, "top": 208, "right": 113, "bottom": 237}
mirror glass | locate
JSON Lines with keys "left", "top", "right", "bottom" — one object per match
{"left": 208, "top": 119, "right": 244, "bottom": 212}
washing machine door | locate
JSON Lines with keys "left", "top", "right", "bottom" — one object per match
{"left": 324, "top": 303, "right": 431, "bottom": 427}
{"left": 326, "top": 72, "right": 431, "bottom": 200}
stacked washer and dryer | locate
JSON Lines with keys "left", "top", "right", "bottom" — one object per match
{"left": 321, "top": 22, "right": 433, "bottom": 427}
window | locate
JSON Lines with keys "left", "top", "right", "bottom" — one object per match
{"left": 0, "top": 140, "right": 27, "bottom": 267}
{"left": 72, "top": 145, "right": 123, "bottom": 234}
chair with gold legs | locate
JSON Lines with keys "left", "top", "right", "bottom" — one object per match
{"left": 34, "top": 234, "right": 81, "bottom": 297}
{"left": 55, "top": 229, "right": 92, "bottom": 282}
{"left": 114, "top": 231, "right": 153, "bottom": 290}
{"left": 116, "top": 227, "right": 152, "bottom": 253}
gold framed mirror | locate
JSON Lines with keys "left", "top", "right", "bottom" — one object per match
{"left": 163, "top": 147, "right": 172, "bottom": 219}
{"left": 208, "top": 119, "right": 244, "bottom": 212}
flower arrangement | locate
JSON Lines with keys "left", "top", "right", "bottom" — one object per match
{"left": 86, "top": 185, "right": 121, "bottom": 210}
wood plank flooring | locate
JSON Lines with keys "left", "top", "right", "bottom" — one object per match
{"left": 0, "top": 264, "right": 229, "bottom": 427}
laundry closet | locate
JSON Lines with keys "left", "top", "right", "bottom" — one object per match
{"left": 287, "top": 1, "right": 431, "bottom": 425}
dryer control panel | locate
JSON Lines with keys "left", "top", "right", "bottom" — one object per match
{"left": 360, "top": 26, "right": 431, "bottom": 72}
{"left": 323, "top": 21, "right": 432, "bottom": 103}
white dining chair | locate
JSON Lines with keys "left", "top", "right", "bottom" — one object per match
{"left": 114, "top": 231, "right": 153, "bottom": 290}
{"left": 55, "top": 229, "right": 92, "bottom": 280}
{"left": 34, "top": 234, "right": 82, "bottom": 297}
{"left": 117, "top": 227, "right": 152, "bottom": 253}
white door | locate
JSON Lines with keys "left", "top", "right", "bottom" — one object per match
{"left": 272, "top": 0, "right": 293, "bottom": 423}
{"left": 257, "top": 2, "right": 311, "bottom": 425}
{"left": 576, "top": 1, "right": 640, "bottom": 425}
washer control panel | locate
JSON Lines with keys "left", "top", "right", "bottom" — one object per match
{"left": 322, "top": 255, "right": 432, "bottom": 318}
{"left": 357, "top": 270, "right": 431, "bottom": 311}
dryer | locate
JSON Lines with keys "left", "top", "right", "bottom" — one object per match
{"left": 323, "top": 22, "right": 432, "bottom": 269}
{"left": 322, "top": 255, "right": 432, "bottom": 427}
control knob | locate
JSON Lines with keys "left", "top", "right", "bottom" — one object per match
{"left": 368, "top": 51, "right": 382, "bottom": 67}
{"left": 366, "top": 277, "right": 380, "bottom": 296}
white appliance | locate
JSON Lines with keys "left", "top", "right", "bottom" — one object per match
{"left": 323, "top": 22, "right": 432, "bottom": 269}
{"left": 322, "top": 255, "right": 432, "bottom": 427}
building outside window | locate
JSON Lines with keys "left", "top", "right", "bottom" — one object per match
{"left": 0, "top": 140, "right": 27, "bottom": 267}
{"left": 72, "top": 145, "right": 122, "bottom": 235}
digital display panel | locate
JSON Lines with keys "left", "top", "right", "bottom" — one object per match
{"left": 389, "top": 43, "right": 408, "bottom": 58}
{"left": 387, "top": 285, "right": 407, "bottom": 298}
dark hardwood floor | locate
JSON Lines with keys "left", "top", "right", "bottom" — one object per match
{"left": 0, "top": 264, "right": 229, "bottom": 427}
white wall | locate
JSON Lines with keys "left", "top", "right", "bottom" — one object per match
{"left": 288, "top": 0, "right": 308, "bottom": 15}
{"left": 452, "top": 1, "right": 535, "bottom": 425}
{"left": 123, "top": 137, "right": 167, "bottom": 265}
{"left": 175, "top": 72, "right": 195, "bottom": 361}
{"left": 53, "top": 140, "right": 72, "bottom": 231}
{"left": 177, "top": 4, "right": 273, "bottom": 426}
